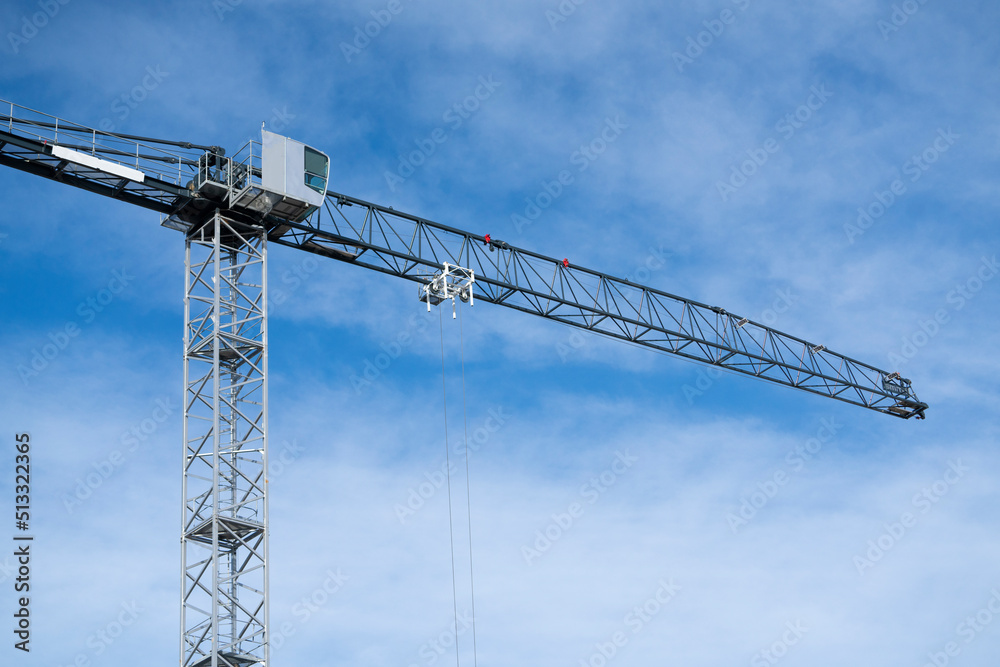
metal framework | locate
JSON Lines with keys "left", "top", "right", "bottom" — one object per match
{"left": 0, "top": 96, "right": 927, "bottom": 666}
{"left": 276, "top": 194, "right": 927, "bottom": 418}
{"left": 0, "top": 99, "right": 928, "bottom": 421}
{"left": 0, "top": 98, "right": 927, "bottom": 420}
{"left": 182, "top": 213, "right": 269, "bottom": 667}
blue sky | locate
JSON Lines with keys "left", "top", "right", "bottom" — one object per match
{"left": 1, "top": 1, "right": 999, "bottom": 665}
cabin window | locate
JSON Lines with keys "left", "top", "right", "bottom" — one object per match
{"left": 304, "top": 147, "right": 328, "bottom": 194}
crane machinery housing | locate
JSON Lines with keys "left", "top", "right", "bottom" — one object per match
{"left": 0, "top": 99, "right": 927, "bottom": 667}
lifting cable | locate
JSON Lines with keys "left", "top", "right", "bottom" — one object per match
{"left": 458, "top": 304, "right": 480, "bottom": 667}
{"left": 437, "top": 306, "right": 462, "bottom": 667}
{"left": 436, "top": 303, "right": 479, "bottom": 667}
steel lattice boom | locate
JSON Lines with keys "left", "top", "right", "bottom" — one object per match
{"left": 0, "top": 99, "right": 927, "bottom": 420}
{"left": 274, "top": 192, "right": 926, "bottom": 419}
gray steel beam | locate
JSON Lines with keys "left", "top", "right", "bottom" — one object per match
{"left": 268, "top": 191, "right": 927, "bottom": 419}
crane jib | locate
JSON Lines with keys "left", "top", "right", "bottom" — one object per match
{"left": 0, "top": 97, "right": 927, "bottom": 421}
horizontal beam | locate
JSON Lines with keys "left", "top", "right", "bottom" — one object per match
{"left": 0, "top": 98, "right": 927, "bottom": 419}
{"left": 266, "top": 191, "right": 927, "bottom": 420}
{"left": 0, "top": 147, "right": 177, "bottom": 215}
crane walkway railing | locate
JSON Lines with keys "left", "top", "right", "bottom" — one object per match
{"left": 0, "top": 98, "right": 203, "bottom": 185}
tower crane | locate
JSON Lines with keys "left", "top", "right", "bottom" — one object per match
{"left": 0, "top": 99, "right": 927, "bottom": 667}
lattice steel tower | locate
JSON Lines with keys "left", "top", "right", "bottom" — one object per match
{"left": 182, "top": 213, "right": 269, "bottom": 667}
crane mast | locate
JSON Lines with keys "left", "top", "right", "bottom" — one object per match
{"left": 181, "top": 213, "right": 269, "bottom": 667}
{"left": 0, "top": 99, "right": 927, "bottom": 667}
